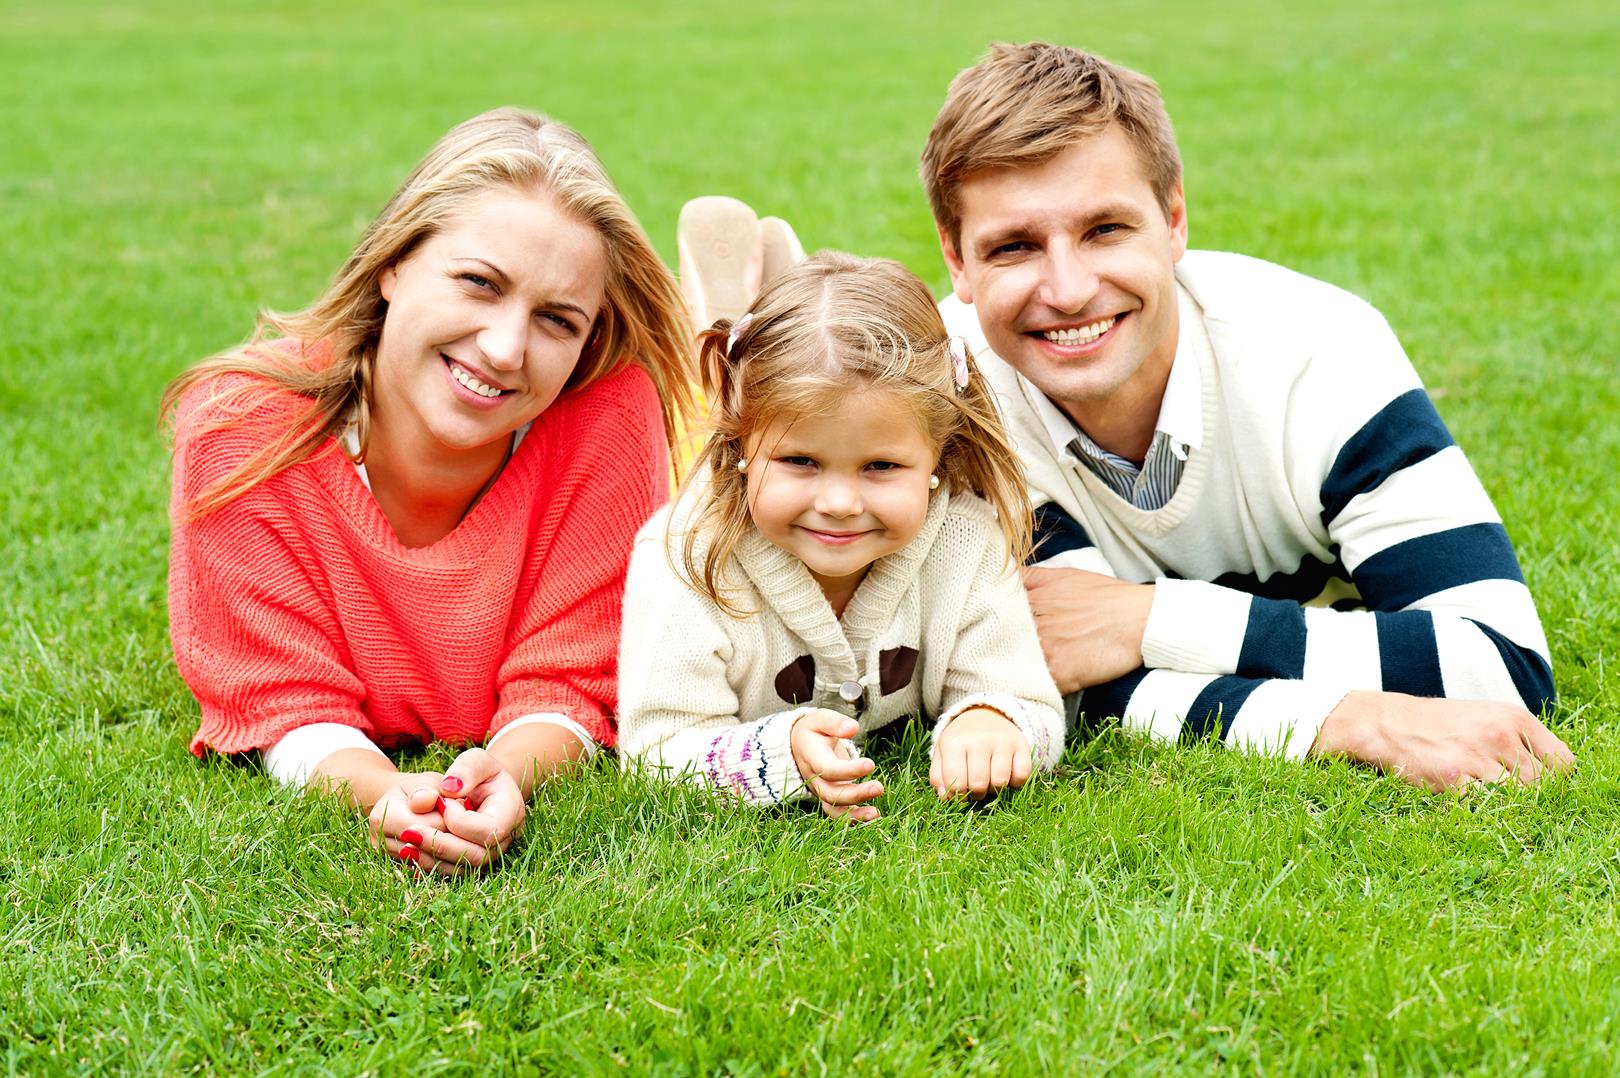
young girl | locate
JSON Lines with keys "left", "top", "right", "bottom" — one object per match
{"left": 617, "top": 252, "right": 1064, "bottom": 821}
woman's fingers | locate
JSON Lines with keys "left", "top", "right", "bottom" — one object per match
{"left": 441, "top": 785, "right": 523, "bottom": 852}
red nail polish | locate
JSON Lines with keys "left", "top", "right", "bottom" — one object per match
{"left": 435, "top": 796, "right": 448, "bottom": 815}
{"left": 441, "top": 776, "right": 463, "bottom": 795}
{"left": 400, "top": 829, "right": 423, "bottom": 846}
{"left": 397, "top": 845, "right": 419, "bottom": 862}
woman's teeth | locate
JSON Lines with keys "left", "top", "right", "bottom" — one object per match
{"left": 451, "top": 362, "right": 505, "bottom": 398}
{"left": 1043, "top": 317, "right": 1117, "bottom": 345}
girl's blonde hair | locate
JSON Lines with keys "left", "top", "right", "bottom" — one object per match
{"left": 161, "top": 106, "right": 695, "bottom": 519}
{"left": 679, "top": 251, "right": 1032, "bottom": 611}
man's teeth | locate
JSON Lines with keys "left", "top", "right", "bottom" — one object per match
{"left": 1043, "top": 317, "right": 1117, "bottom": 345}
{"left": 451, "top": 363, "right": 504, "bottom": 398}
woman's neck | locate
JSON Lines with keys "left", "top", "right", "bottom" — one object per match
{"left": 361, "top": 420, "right": 512, "bottom": 548}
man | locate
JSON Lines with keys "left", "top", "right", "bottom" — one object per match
{"left": 923, "top": 42, "right": 1572, "bottom": 790}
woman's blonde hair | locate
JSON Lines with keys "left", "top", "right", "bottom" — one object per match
{"left": 679, "top": 251, "right": 1032, "bottom": 612}
{"left": 161, "top": 106, "right": 695, "bottom": 519}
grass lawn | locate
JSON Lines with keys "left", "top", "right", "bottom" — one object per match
{"left": 4, "top": 0, "right": 1620, "bottom": 1072}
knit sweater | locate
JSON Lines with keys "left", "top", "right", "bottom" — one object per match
{"left": 169, "top": 359, "right": 668, "bottom": 757}
{"left": 616, "top": 489, "right": 1066, "bottom": 803}
{"left": 940, "top": 250, "right": 1553, "bottom": 758}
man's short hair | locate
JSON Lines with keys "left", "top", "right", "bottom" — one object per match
{"left": 921, "top": 42, "right": 1183, "bottom": 253}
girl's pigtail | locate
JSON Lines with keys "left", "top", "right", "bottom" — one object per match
{"left": 942, "top": 342, "right": 1034, "bottom": 567}
{"left": 673, "top": 316, "right": 760, "bottom": 616}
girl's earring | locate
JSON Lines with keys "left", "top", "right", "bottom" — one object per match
{"left": 928, "top": 474, "right": 940, "bottom": 490}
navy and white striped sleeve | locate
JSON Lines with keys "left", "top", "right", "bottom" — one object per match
{"left": 1132, "top": 338, "right": 1551, "bottom": 758}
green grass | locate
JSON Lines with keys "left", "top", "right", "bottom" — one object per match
{"left": 4, "top": 0, "right": 1620, "bottom": 1072}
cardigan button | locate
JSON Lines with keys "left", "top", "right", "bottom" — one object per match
{"left": 838, "top": 680, "right": 863, "bottom": 703}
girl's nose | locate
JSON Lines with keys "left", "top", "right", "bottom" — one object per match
{"left": 814, "top": 475, "right": 862, "bottom": 517}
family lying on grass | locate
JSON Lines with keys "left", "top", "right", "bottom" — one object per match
{"left": 162, "top": 42, "right": 1573, "bottom": 876}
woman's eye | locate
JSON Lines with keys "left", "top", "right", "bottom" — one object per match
{"left": 538, "top": 311, "right": 577, "bottom": 333}
{"left": 460, "top": 272, "right": 494, "bottom": 290}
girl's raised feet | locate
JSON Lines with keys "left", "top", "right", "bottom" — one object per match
{"left": 677, "top": 196, "right": 763, "bottom": 327}
{"left": 759, "top": 215, "right": 806, "bottom": 290}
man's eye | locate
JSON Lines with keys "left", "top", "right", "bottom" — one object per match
{"left": 990, "top": 241, "right": 1031, "bottom": 257}
{"left": 1091, "top": 223, "right": 1124, "bottom": 238}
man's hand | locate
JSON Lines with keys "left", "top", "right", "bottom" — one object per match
{"left": 1023, "top": 567, "right": 1155, "bottom": 692}
{"left": 1311, "top": 691, "right": 1576, "bottom": 792}
{"left": 790, "top": 709, "right": 883, "bottom": 822}
{"left": 930, "top": 708, "right": 1032, "bottom": 800}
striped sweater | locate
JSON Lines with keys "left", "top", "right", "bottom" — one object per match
{"left": 939, "top": 250, "right": 1554, "bottom": 758}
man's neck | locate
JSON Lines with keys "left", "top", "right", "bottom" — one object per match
{"left": 1057, "top": 341, "right": 1177, "bottom": 465}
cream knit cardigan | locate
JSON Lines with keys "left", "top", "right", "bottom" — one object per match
{"left": 617, "top": 488, "right": 1065, "bottom": 804}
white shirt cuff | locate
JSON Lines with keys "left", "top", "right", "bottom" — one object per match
{"left": 487, "top": 712, "right": 601, "bottom": 759}
{"left": 263, "top": 723, "right": 386, "bottom": 787}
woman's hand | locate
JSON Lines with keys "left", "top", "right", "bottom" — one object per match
{"left": 930, "top": 707, "right": 1032, "bottom": 800}
{"left": 428, "top": 748, "right": 526, "bottom": 871}
{"left": 790, "top": 708, "right": 883, "bottom": 823}
{"left": 366, "top": 769, "right": 504, "bottom": 877}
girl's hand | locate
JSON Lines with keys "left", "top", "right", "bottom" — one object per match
{"left": 790, "top": 709, "right": 883, "bottom": 823}
{"left": 367, "top": 769, "right": 502, "bottom": 877}
{"left": 931, "top": 708, "right": 1032, "bottom": 800}
{"left": 430, "top": 748, "right": 527, "bottom": 872}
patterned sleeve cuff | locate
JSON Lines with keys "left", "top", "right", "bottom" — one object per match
{"left": 933, "top": 692, "right": 1063, "bottom": 771}
{"left": 699, "top": 708, "right": 814, "bottom": 805}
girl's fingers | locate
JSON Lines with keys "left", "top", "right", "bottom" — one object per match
{"left": 989, "top": 744, "right": 1013, "bottom": 791}
{"left": 966, "top": 745, "right": 993, "bottom": 796}
{"left": 441, "top": 748, "right": 503, "bottom": 799}
{"left": 809, "top": 775, "right": 884, "bottom": 807}
{"left": 1010, "top": 745, "right": 1034, "bottom": 788}
{"left": 405, "top": 776, "right": 442, "bottom": 816}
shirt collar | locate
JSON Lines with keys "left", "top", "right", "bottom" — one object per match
{"left": 1025, "top": 281, "right": 1206, "bottom": 464}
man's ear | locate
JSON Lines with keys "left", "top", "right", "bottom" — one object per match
{"left": 1166, "top": 178, "right": 1189, "bottom": 263}
{"left": 937, "top": 225, "right": 973, "bottom": 304}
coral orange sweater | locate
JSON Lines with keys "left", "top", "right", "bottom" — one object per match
{"left": 169, "top": 362, "right": 668, "bottom": 757}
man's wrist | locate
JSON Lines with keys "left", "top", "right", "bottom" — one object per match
{"left": 1309, "top": 690, "right": 1390, "bottom": 764}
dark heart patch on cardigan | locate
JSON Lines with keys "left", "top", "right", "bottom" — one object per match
{"left": 774, "top": 655, "right": 816, "bottom": 705}
{"left": 878, "top": 646, "right": 919, "bottom": 695}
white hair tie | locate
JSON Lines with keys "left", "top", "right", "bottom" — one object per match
{"left": 726, "top": 312, "right": 755, "bottom": 356}
{"left": 948, "top": 336, "right": 970, "bottom": 390}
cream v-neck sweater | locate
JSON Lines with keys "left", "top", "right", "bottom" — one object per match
{"left": 617, "top": 489, "right": 1065, "bottom": 803}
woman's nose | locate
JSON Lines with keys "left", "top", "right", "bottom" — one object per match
{"left": 477, "top": 305, "right": 529, "bottom": 370}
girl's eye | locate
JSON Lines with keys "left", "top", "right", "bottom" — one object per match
{"left": 779, "top": 456, "right": 816, "bottom": 468}
{"left": 866, "top": 461, "right": 900, "bottom": 473}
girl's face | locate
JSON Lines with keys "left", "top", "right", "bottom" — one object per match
{"left": 374, "top": 187, "right": 607, "bottom": 467}
{"left": 744, "top": 386, "right": 940, "bottom": 602}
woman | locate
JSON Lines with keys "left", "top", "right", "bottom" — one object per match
{"left": 163, "top": 108, "right": 694, "bottom": 875}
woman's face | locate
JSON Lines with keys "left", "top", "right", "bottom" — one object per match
{"left": 374, "top": 186, "right": 607, "bottom": 465}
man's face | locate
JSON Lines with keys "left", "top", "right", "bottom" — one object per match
{"left": 941, "top": 124, "right": 1187, "bottom": 422}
